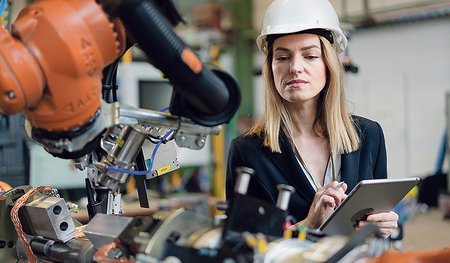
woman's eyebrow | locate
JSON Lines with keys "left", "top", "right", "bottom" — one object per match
{"left": 274, "top": 44, "right": 320, "bottom": 52}
{"left": 300, "top": 44, "right": 320, "bottom": 51}
{"left": 274, "top": 47, "right": 290, "bottom": 52}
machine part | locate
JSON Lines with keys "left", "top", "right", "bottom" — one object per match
{"left": 234, "top": 167, "right": 255, "bottom": 195}
{"left": 276, "top": 185, "right": 295, "bottom": 211}
{"left": 82, "top": 213, "right": 134, "bottom": 251}
{"left": 66, "top": 202, "right": 80, "bottom": 214}
{"left": 118, "top": 208, "right": 213, "bottom": 260}
{"left": 85, "top": 181, "right": 109, "bottom": 220}
{"left": 133, "top": 126, "right": 181, "bottom": 206}
{"left": 0, "top": 0, "right": 125, "bottom": 130}
{"left": 23, "top": 196, "right": 76, "bottom": 243}
{"left": 94, "top": 241, "right": 134, "bottom": 263}
{"left": 256, "top": 0, "right": 347, "bottom": 55}
{"left": 137, "top": 253, "right": 161, "bottom": 263}
{"left": 168, "top": 64, "right": 241, "bottom": 127}
{"left": 152, "top": 0, "right": 187, "bottom": 26}
{"left": 118, "top": 106, "right": 222, "bottom": 145}
{"left": 16, "top": 234, "right": 95, "bottom": 263}
{"left": 225, "top": 167, "right": 290, "bottom": 237}
{"left": 134, "top": 150, "right": 151, "bottom": 209}
{"left": 263, "top": 238, "right": 313, "bottom": 263}
{"left": 72, "top": 154, "right": 91, "bottom": 171}
{"left": 174, "top": 131, "right": 209, "bottom": 151}
{"left": 10, "top": 186, "right": 55, "bottom": 263}
{"left": 267, "top": 224, "right": 388, "bottom": 263}
{"left": 141, "top": 129, "right": 180, "bottom": 179}
{"left": 87, "top": 166, "right": 101, "bottom": 188}
{"left": 0, "top": 185, "right": 32, "bottom": 262}
{"left": 99, "top": 0, "right": 240, "bottom": 127}
{"left": 336, "top": 236, "right": 389, "bottom": 263}
{"left": 0, "top": 181, "right": 12, "bottom": 192}
{"left": 188, "top": 227, "right": 223, "bottom": 250}
{"left": 106, "top": 193, "right": 122, "bottom": 215}
{"left": 323, "top": 224, "right": 387, "bottom": 263}
{"left": 96, "top": 124, "right": 149, "bottom": 192}
{"left": 26, "top": 100, "right": 120, "bottom": 159}
{"left": 223, "top": 193, "right": 289, "bottom": 237}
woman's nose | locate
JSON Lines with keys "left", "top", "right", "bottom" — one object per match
{"left": 290, "top": 57, "right": 304, "bottom": 75}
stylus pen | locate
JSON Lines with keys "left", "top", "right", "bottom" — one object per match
{"left": 334, "top": 181, "right": 345, "bottom": 190}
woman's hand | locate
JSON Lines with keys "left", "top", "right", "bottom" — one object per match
{"left": 293, "top": 181, "right": 348, "bottom": 230}
{"left": 355, "top": 211, "right": 399, "bottom": 239}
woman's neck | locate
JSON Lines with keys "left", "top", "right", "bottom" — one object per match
{"left": 285, "top": 100, "right": 318, "bottom": 138}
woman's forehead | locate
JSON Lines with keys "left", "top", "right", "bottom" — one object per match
{"left": 272, "top": 33, "right": 321, "bottom": 51}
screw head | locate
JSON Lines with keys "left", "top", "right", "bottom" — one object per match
{"left": 196, "top": 138, "right": 205, "bottom": 147}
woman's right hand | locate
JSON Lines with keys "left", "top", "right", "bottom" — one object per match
{"left": 294, "top": 181, "right": 348, "bottom": 230}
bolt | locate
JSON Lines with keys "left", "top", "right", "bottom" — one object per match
{"left": 18, "top": 253, "right": 26, "bottom": 261}
{"left": 258, "top": 206, "right": 266, "bottom": 215}
{"left": 196, "top": 138, "right": 205, "bottom": 147}
{"left": 276, "top": 184, "right": 295, "bottom": 210}
{"left": 234, "top": 167, "right": 255, "bottom": 195}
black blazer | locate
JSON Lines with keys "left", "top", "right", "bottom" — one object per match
{"left": 226, "top": 116, "right": 387, "bottom": 222}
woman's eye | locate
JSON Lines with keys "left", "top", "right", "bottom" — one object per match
{"left": 305, "top": 56, "right": 319, "bottom": 60}
{"left": 275, "top": 56, "right": 289, "bottom": 61}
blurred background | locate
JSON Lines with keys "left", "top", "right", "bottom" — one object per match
{"left": 2, "top": 0, "right": 450, "bottom": 252}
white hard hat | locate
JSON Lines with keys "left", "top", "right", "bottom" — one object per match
{"left": 256, "top": 0, "right": 347, "bottom": 55}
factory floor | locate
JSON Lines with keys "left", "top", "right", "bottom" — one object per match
{"left": 397, "top": 207, "right": 450, "bottom": 251}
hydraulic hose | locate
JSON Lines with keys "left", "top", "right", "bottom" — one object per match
{"left": 100, "top": 0, "right": 240, "bottom": 126}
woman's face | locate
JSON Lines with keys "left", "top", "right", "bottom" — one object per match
{"left": 271, "top": 33, "right": 327, "bottom": 105}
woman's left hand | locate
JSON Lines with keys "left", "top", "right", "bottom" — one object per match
{"left": 355, "top": 211, "right": 399, "bottom": 239}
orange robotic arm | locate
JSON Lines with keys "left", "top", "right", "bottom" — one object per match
{"left": 0, "top": 0, "right": 125, "bottom": 132}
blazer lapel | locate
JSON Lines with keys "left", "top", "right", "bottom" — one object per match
{"left": 341, "top": 150, "right": 360, "bottom": 192}
{"left": 263, "top": 132, "right": 316, "bottom": 204}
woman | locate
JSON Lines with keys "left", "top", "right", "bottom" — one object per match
{"left": 226, "top": 0, "right": 398, "bottom": 239}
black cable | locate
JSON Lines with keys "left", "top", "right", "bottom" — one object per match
{"left": 102, "top": 57, "right": 121, "bottom": 102}
{"left": 85, "top": 178, "right": 94, "bottom": 205}
{"left": 112, "top": 65, "right": 118, "bottom": 102}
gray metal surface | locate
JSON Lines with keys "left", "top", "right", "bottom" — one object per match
{"left": 16, "top": 234, "right": 95, "bottom": 263}
{"left": 24, "top": 196, "right": 76, "bottom": 243}
{"left": 83, "top": 213, "right": 134, "bottom": 249}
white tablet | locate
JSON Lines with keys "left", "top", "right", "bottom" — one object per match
{"left": 318, "top": 177, "right": 420, "bottom": 236}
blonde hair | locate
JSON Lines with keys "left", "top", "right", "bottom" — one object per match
{"left": 248, "top": 35, "right": 360, "bottom": 154}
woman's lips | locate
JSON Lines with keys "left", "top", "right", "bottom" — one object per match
{"left": 287, "top": 79, "right": 307, "bottom": 87}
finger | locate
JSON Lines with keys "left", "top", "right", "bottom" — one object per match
{"left": 367, "top": 211, "right": 399, "bottom": 222}
{"left": 326, "top": 181, "right": 341, "bottom": 189}
{"left": 358, "top": 220, "right": 398, "bottom": 230}
{"left": 342, "top": 182, "right": 348, "bottom": 192}
{"left": 323, "top": 188, "right": 347, "bottom": 206}
{"left": 354, "top": 224, "right": 394, "bottom": 239}
{"left": 318, "top": 194, "right": 337, "bottom": 208}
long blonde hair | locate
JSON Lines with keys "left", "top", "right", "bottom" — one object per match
{"left": 248, "top": 35, "right": 360, "bottom": 154}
